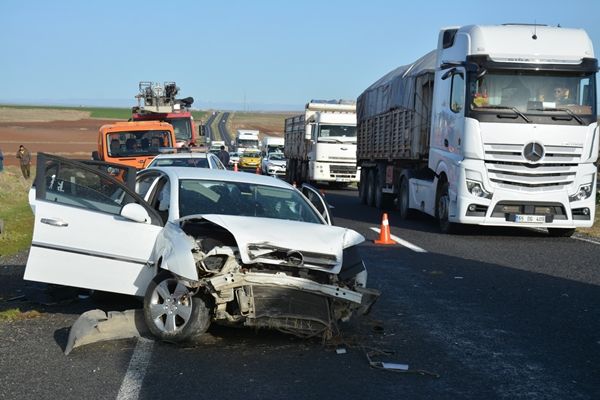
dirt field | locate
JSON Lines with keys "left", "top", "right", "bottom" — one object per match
{"left": 0, "top": 113, "right": 117, "bottom": 166}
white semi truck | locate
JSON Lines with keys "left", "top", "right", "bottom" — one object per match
{"left": 261, "top": 136, "right": 285, "bottom": 155}
{"left": 284, "top": 100, "right": 360, "bottom": 185}
{"left": 235, "top": 129, "right": 260, "bottom": 154}
{"left": 357, "top": 24, "right": 597, "bottom": 236}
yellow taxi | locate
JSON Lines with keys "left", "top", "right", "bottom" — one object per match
{"left": 238, "top": 151, "right": 262, "bottom": 170}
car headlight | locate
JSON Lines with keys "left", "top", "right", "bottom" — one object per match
{"left": 466, "top": 180, "right": 492, "bottom": 199}
{"left": 569, "top": 184, "right": 593, "bottom": 202}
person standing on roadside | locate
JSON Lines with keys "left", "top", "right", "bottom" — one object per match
{"left": 217, "top": 145, "right": 230, "bottom": 168}
{"left": 0, "top": 147, "right": 4, "bottom": 172}
{"left": 16, "top": 145, "right": 31, "bottom": 178}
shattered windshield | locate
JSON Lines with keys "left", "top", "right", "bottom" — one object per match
{"left": 469, "top": 71, "right": 596, "bottom": 115}
{"left": 178, "top": 180, "right": 322, "bottom": 223}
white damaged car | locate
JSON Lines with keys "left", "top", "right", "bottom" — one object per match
{"left": 25, "top": 154, "right": 379, "bottom": 342}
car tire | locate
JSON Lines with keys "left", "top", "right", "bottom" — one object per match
{"left": 547, "top": 228, "right": 575, "bottom": 237}
{"left": 143, "top": 271, "right": 211, "bottom": 343}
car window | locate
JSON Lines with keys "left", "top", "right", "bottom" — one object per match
{"left": 151, "top": 158, "right": 209, "bottom": 168}
{"left": 178, "top": 179, "right": 322, "bottom": 223}
{"left": 136, "top": 172, "right": 161, "bottom": 199}
{"left": 40, "top": 157, "right": 136, "bottom": 215}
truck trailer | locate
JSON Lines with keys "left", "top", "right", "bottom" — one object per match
{"left": 284, "top": 100, "right": 360, "bottom": 185}
{"left": 357, "top": 24, "right": 598, "bottom": 236}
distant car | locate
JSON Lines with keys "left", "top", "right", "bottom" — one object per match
{"left": 147, "top": 152, "right": 225, "bottom": 170}
{"left": 25, "top": 154, "right": 378, "bottom": 343}
{"left": 238, "top": 151, "right": 262, "bottom": 170}
{"left": 229, "top": 152, "right": 241, "bottom": 167}
{"left": 261, "top": 152, "right": 287, "bottom": 176}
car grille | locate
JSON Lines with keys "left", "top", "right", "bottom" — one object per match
{"left": 483, "top": 143, "right": 582, "bottom": 191}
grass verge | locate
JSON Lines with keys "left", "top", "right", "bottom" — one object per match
{"left": 0, "top": 166, "right": 34, "bottom": 256}
{"left": 0, "top": 308, "right": 41, "bottom": 322}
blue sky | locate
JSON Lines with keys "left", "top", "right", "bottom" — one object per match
{"left": 1, "top": 0, "right": 599, "bottom": 110}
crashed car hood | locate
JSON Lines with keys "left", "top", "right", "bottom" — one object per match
{"left": 182, "top": 214, "right": 364, "bottom": 274}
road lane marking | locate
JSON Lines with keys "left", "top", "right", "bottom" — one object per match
{"left": 573, "top": 235, "right": 600, "bottom": 245}
{"left": 370, "top": 227, "right": 427, "bottom": 253}
{"left": 116, "top": 337, "right": 154, "bottom": 400}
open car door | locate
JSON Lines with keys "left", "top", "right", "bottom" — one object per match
{"left": 24, "top": 154, "right": 163, "bottom": 296}
{"left": 301, "top": 184, "right": 333, "bottom": 225}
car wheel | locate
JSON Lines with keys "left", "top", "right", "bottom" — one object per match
{"left": 143, "top": 271, "right": 211, "bottom": 343}
{"left": 547, "top": 228, "right": 575, "bottom": 237}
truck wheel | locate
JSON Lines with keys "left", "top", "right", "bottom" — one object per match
{"left": 144, "top": 271, "right": 211, "bottom": 343}
{"left": 398, "top": 177, "right": 414, "bottom": 220}
{"left": 359, "top": 170, "right": 368, "bottom": 204}
{"left": 436, "top": 180, "right": 458, "bottom": 234}
{"left": 366, "top": 169, "right": 376, "bottom": 207}
{"left": 547, "top": 228, "right": 575, "bottom": 237}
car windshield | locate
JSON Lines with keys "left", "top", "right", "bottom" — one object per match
{"left": 150, "top": 157, "right": 209, "bottom": 168}
{"left": 470, "top": 71, "right": 596, "bottom": 115}
{"left": 178, "top": 179, "right": 323, "bottom": 223}
{"left": 107, "top": 130, "right": 173, "bottom": 157}
{"left": 268, "top": 153, "right": 285, "bottom": 161}
{"left": 244, "top": 153, "right": 261, "bottom": 158}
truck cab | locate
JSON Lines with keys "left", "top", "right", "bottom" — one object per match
{"left": 95, "top": 121, "right": 176, "bottom": 170}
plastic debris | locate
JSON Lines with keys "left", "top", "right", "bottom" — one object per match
{"left": 64, "top": 309, "right": 149, "bottom": 355}
{"left": 336, "top": 347, "right": 347, "bottom": 355}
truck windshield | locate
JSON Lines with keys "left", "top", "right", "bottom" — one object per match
{"left": 165, "top": 118, "right": 191, "bottom": 141}
{"left": 237, "top": 139, "right": 258, "bottom": 148}
{"left": 469, "top": 71, "right": 596, "bottom": 117}
{"left": 107, "top": 130, "right": 173, "bottom": 157}
{"left": 317, "top": 125, "right": 357, "bottom": 140}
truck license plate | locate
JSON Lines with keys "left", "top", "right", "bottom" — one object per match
{"left": 336, "top": 178, "right": 350, "bottom": 182}
{"left": 515, "top": 214, "right": 546, "bottom": 223}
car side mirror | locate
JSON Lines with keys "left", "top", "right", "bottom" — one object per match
{"left": 120, "top": 203, "right": 151, "bottom": 223}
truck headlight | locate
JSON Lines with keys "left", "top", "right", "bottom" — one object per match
{"left": 466, "top": 180, "right": 492, "bottom": 199}
{"left": 569, "top": 184, "right": 593, "bottom": 202}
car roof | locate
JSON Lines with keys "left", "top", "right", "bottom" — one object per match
{"left": 144, "top": 167, "right": 294, "bottom": 189}
{"left": 150, "top": 152, "right": 210, "bottom": 159}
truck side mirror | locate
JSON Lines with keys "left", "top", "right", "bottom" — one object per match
{"left": 305, "top": 124, "right": 313, "bottom": 140}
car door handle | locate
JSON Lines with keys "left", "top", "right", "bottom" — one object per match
{"left": 41, "top": 218, "right": 69, "bottom": 227}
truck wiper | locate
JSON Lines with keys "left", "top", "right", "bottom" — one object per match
{"left": 479, "top": 105, "right": 531, "bottom": 123}
{"left": 529, "top": 107, "right": 584, "bottom": 125}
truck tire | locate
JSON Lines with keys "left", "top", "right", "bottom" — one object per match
{"left": 436, "top": 180, "right": 458, "bottom": 234}
{"left": 366, "top": 169, "right": 376, "bottom": 207}
{"left": 398, "top": 177, "right": 415, "bottom": 220}
{"left": 359, "top": 169, "right": 368, "bottom": 204}
{"left": 547, "top": 228, "right": 575, "bottom": 237}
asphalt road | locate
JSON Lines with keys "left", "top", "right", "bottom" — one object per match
{"left": 1, "top": 188, "right": 599, "bottom": 399}
{"left": 203, "top": 113, "right": 217, "bottom": 141}
{"left": 218, "top": 112, "right": 232, "bottom": 146}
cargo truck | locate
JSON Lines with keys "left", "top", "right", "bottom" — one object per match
{"left": 357, "top": 24, "right": 597, "bottom": 236}
{"left": 284, "top": 100, "right": 360, "bottom": 186}
{"left": 131, "top": 81, "right": 197, "bottom": 147}
{"left": 235, "top": 130, "right": 260, "bottom": 154}
{"left": 93, "top": 121, "right": 176, "bottom": 170}
{"left": 261, "top": 136, "right": 285, "bottom": 155}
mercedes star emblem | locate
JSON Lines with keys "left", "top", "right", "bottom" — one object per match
{"left": 523, "top": 142, "right": 544, "bottom": 162}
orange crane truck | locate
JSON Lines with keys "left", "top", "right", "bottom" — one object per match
{"left": 92, "top": 120, "right": 176, "bottom": 169}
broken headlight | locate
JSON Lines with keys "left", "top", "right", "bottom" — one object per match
{"left": 202, "top": 255, "right": 228, "bottom": 271}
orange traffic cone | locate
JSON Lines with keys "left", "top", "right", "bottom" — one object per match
{"left": 374, "top": 213, "right": 395, "bottom": 245}
{"left": 256, "top": 165, "right": 261, "bottom": 175}
{"left": 233, "top": 162, "right": 238, "bottom": 172}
